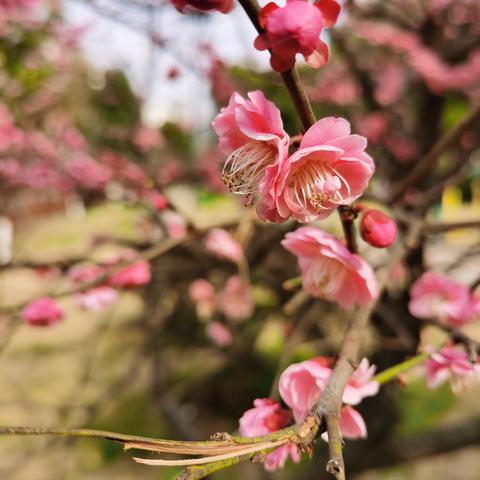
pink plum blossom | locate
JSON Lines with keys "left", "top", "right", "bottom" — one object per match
{"left": 108, "top": 261, "right": 151, "bottom": 288}
{"left": 343, "top": 358, "right": 380, "bottom": 406}
{"left": 22, "top": 297, "right": 64, "bottom": 327}
{"left": 425, "top": 345, "right": 478, "bottom": 391}
{"left": 359, "top": 209, "right": 397, "bottom": 248}
{"left": 409, "top": 272, "right": 474, "bottom": 328}
{"left": 161, "top": 210, "right": 187, "bottom": 239}
{"left": 170, "top": 0, "right": 233, "bottom": 14}
{"left": 258, "top": 117, "right": 374, "bottom": 223}
{"left": 239, "top": 398, "right": 301, "bottom": 471}
{"left": 75, "top": 286, "right": 118, "bottom": 311}
{"left": 133, "top": 126, "right": 162, "bottom": 152}
{"left": 189, "top": 279, "right": 216, "bottom": 320}
{"left": 206, "top": 321, "right": 233, "bottom": 347}
{"left": 64, "top": 155, "right": 112, "bottom": 190}
{"left": 204, "top": 228, "right": 243, "bottom": 264}
{"left": 254, "top": 0, "right": 340, "bottom": 73}
{"left": 142, "top": 189, "right": 168, "bottom": 210}
{"left": 68, "top": 264, "right": 105, "bottom": 284}
{"left": 282, "top": 227, "right": 378, "bottom": 309}
{"left": 279, "top": 357, "right": 374, "bottom": 439}
{"left": 218, "top": 275, "right": 254, "bottom": 322}
{"left": 212, "top": 91, "right": 289, "bottom": 205}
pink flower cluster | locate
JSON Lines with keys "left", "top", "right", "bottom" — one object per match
{"left": 189, "top": 275, "right": 254, "bottom": 324}
{"left": 22, "top": 297, "right": 64, "bottom": 327}
{"left": 204, "top": 228, "right": 244, "bottom": 264}
{"left": 425, "top": 345, "right": 480, "bottom": 392}
{"left": 357, "top": 20, "right": 480, "bottom": 94}
{"left": 239, "top": 357, "right": 379, "bottom": 470}
{"left": 282, "top": 227, "right": 378, "bottom": 308}
{"left": 409, "top": 272, "right": 479, "bottom": 328}
{"left": 213, "top": 91, "right": 374, "bottom": 223}
{"left": 254, "top": 0, "right": 341, "bottom": 73}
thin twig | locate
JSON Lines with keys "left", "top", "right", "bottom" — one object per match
{"left": 390, "top": 103, "right": 480, "bottom": 201}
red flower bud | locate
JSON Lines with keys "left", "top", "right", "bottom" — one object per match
{"left": 360, "top": 209, "right": 397, "bottom": 248}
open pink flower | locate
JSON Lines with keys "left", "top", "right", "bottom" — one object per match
{"left": 258, "top": 117, "right": 374, "bottom": 223}
{"left": 282, "top": 227, "right": 378, "bottom": 308}
{"left": 22, "top": 297, "right": 64, "bottom": 327}
{"left": 343, "top": 358, "right": 380, "bottom": 405}
{"left": 360, "top": 209, "right": 397, "bottom": 248}
{"left": 170, "top": 0, "right": 233, "bottom": 14}
{"left": 108, "top": 261, "right": 151, "bottom": 288}
{"left": 279, "top": 357, "right": 370, "bottom": 439}
{"left": 279, "top": 357, "right": 332, "bottom": 422}
{"left": 75, "top": 286, "right": 118, "bottom": 311}
{"left": 409, "top": 272, "right": 474, "bottom": 328}
{"left": 239, "top": 398, "right": 300, "bottom": 471}
{"left": 204, "top": 228, "right": 243, "bottom": 264}
{"left": 425, "top": 345, "right": 478, "bottom": 391}
{"left": 218, "top": 275, "right": 254, "bottom": 322}
{"left": 254, "top": 0, "right": 340, "bottom": 72}
{"left": 212, "top": 91, "right": 289, "bottom": 205}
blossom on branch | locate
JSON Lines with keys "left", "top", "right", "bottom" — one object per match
{"left": 359, "top": 208, "right": 397, "bottom": 248}
{"left": 282, "top": 227, "right": 378, "bottom": 308}
{"left": 409, "top": 272, "right": 477, "bottom": 328}
{"left": 258, "top": 117, "right": 374, "bottom": 223}
{"left": 74, "top": 286, "right": 118, "bottom": 311}
{"left": 22, "top": 297, "right": 64, "bottom": 327}
{"left": 254, "top": 0, "right": 340, "bottom": 72}
{"left": 278, "top": 356, "right": 378, "bottom": 440}
{"left": 108, "top": 260, "right": 151, "bottom": 288}
{"left": 204, "top": 228, "right": 244, "bottom": 264}
{"left": 212, "top": 91, "right": 289, "bottom": 206}
{"left": 239, "top": 398, "right": 301, "bottom": 471}
{"left": 425, "top": 345, "right": 479, "bottom": 392}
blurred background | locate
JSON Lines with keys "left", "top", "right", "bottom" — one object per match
{"left": 0, "top": 0, "right": 479, "bottom": 479}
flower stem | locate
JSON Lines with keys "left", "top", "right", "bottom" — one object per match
{"left": 373, "top": 352, "right": 430, "bottom": 385}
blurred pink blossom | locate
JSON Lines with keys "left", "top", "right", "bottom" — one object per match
{"left": 354, "top": 112, "right": 388, "bottom": 144}
{"left": 22, "top": 297, "right": 64, "bottom": 327}
{"left": 282, "top": 227, "right": 378, "bottom": 309}
{"left": 409, "top": 272, "right": 474, "bottom": 328}
{"left": 425, "top": 345, "right": 478, "bottom": 391}
{"left": 161, "top": 210, "right": 187, "bottom": 239}
{"left": 133, "top": 126, "right": 162, "bottom": 152}
{"left": 64, "top": 155, "right": 112, "bottom": 190}
{"left": 142, "top": 189, "right": 168, "bottom": 210}
{"left": 254, "top": 0, "right": 340, "bottom": 72}
{"left": 109, "top": 260, "right": 151, "bottom": 288}
{"left": 258, "top": 117, "right": 374, "bottom": 223}
{"left": 218, "top": 275, "right": 254, "bottom": 322}
{"left": 75, "top": 286, "right": 118, "bottom": 311}
{"left": 204, "top": 228, "right": 243, "bottom": 264}
{"left": 68, "top": 264, "right": 105, "bottom": 284}
{"left": 206, "top": 321, "right": 233, "bottom": 347}
{"left": 239, "top": 398, "right": 300, "bottom": 471}
{"left": 189, "top": 278, "right": 216, "bottom": 320}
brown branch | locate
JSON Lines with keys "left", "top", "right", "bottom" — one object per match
{"left": 308, "top": 221, "right": 423, "bottom": 478}
{"left": 390, "top": 103, "right": 480, "bottom": 201}
{"left": 425, "top": 220, "right": 480, "bottom": 234}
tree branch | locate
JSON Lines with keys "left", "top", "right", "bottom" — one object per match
{"left": 390, "top": 103, "right": 480, "bottom": 201}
